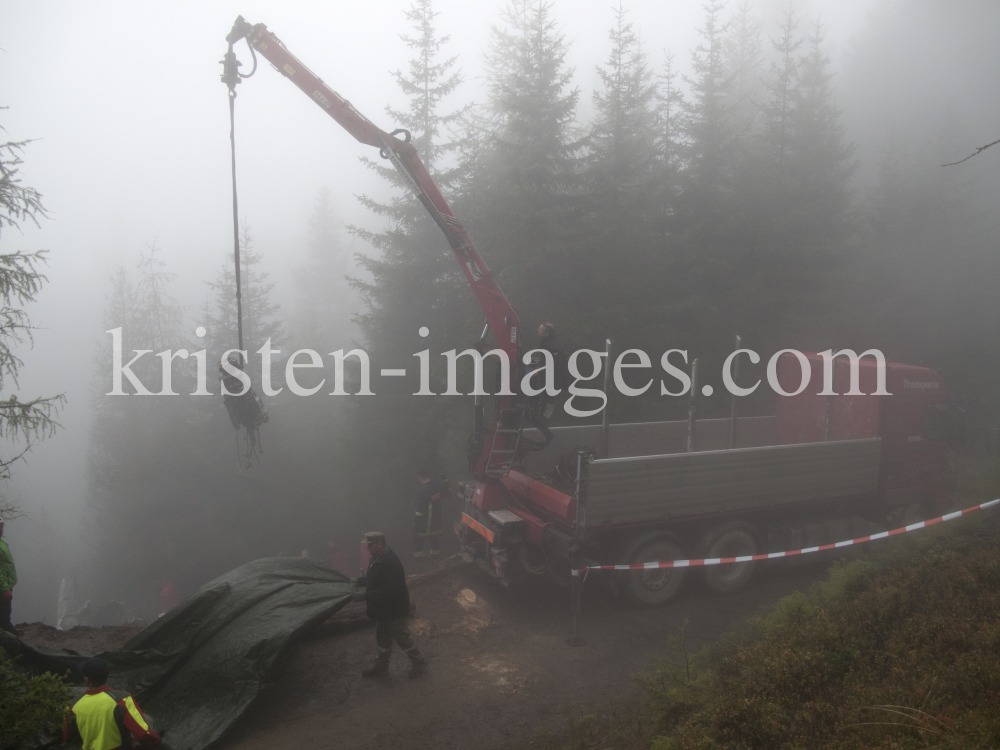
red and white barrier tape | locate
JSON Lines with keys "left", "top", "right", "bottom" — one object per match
{"left": 570, "top": 498, "right": 1000, "bottom": 576}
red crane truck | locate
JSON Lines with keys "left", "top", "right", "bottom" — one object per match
{"left": 487, "top": 353, "right": 957, "bottom": 604}
{"left": 222, "top": 18, "right": 959, "bottom": 606}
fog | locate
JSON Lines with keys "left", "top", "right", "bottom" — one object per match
{"left": 0, "top": 0, "right": 997, "bottom": 624}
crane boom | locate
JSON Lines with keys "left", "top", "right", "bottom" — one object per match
{"left": 224, "top": 17, "right": 522, "bottom": 480}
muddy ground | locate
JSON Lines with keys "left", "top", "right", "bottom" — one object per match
{"left": 16, "top": 621, "right": 145, "bottom": 653}
{"left": 220, "top": 558, "right": 838, "bottom": 750}
{"left": 17, "top": 557, "right": 838, "bottom": 749}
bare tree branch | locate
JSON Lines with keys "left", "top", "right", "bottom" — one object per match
{"left": 941, "top": 137, "right": 1000, "bottom": 167}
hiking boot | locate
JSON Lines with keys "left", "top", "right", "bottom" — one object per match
{"left": 407, "top": 656, "right": 426, "bottom": 679}
{"left": 362, "top": 654, "right": 390, "bottom": 678}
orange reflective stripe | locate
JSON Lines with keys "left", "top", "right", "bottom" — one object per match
{"left": 461, "top": 513, "right": 494, "bottom": 543}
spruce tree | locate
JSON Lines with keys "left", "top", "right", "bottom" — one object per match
{"left": 679, "top": 0, "right": 732, "bottom": 229}
{"left": 754, "top": 19, "right": 855, "bottom": 349}
{"left": 763, "top": 5, "right": 801, "bottom": 171}
{"left": 351, "top": 0, "right": 469, "bottom": 365}
{"left": 0, "top": 128, "right": 63, "bottom": 509}
{"left": 476, "top": 0, "right": 583, "bottom": 329}
{"left": 579, "top": 3, "right": 662, "bottom": 360}
{"left": 723, "top": 0, "right": 764, "bottom": 150}
{"left": 587, "top": 4, "right": 658, "bottom": 223}
{"left": 787, "top": 20, "right": 855, "bottom": 238}
{"left": 654, "top": 49, "right": 685, "bottom": 189}
{"left": 654, "top": 0, "right": 738, "bottom": 365}
{"left": 205, "top": 221, "right": 284, "bottom": 383}
{"left": 347, "top": 0, "right": 472, "bottom": 492}
{"left": 88, "top": 248, "right": 200, "bottom": 609}
{"left": 291, "top": 188, "right": 355, "bottom": 354}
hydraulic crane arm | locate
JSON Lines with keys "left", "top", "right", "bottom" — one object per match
{"left": 223, "top": 17, "right": 522, "bottom": 480}
{"left": 224, "top": 17, "right": 520, "bottom": 360}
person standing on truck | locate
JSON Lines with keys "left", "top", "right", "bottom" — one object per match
{"left": 413, "top": 470, "right": 444, "bottom": 565}
{"left": 524, "top": 322, "right": 566, "bottom": 445}
{"left": 354, "top": 531, "right": 426, "bottom": 679}
{"left": 0, "top": 516, "right": 17, "bottom": 635}
{"left": 63, "top": 658, "right": 162, "bottom": 749}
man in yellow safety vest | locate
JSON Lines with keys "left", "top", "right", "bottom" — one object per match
{"left": 64, "top": 658, "right": 162, "bottom": 750}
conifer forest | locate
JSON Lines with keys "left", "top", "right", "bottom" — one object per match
{"left": 0, "top": 0, "right": 997, "bottom": 622}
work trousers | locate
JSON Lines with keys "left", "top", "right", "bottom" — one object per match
{"left": 413, "top": 507, "right": 442, "bottom": 560}
{"left": 412, "top": 529, "right": 442, "bottom": 559}
{"left": 375, "top": 617, "right": 416, "bottom": 654}
{"left": 525, "top": 392, "right": 553, "bottom": 445}
{"left": 0, "top": 597, "right": 15, "bottom": 634}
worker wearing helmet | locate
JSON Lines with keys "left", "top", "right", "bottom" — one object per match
{"left": 0, "top": 516, "right": 16, "bottom": 635}
{"left": 63, "top": 658, "right": 162, "bottom": 749}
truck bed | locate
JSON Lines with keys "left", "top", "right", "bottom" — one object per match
{"left": 523, "top": 416, "right": 776, "bottom": 463}
{"left": 582, "top": 438, "right": 882, "bottom": 525}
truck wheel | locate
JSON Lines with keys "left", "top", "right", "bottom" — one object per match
{"left": 702, "top": 523, "right": 759, "bottom": 595}
{"left": 618, "top": 533, "right": 687, "bottom": 607}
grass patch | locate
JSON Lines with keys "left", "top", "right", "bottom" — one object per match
{"left": 531, "top": 482, "right": 1000, "bottom": 749}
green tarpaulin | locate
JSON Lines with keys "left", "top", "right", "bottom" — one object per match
{"left": 1, "top": 557, "right": 355, "bottom": 750}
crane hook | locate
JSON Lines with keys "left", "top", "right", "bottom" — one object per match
{"left": 379, "top": 128, "right": 412, "bottom": 159}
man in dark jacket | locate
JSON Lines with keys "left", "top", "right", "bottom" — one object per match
{"left": 413, "top": 471, "right": 445, "bottom": 565}
{"left": 524, "top": 322, "right": 566, "bottom": 446}
{"left": 355, "top": 532, "right": 426, "bottom": 678}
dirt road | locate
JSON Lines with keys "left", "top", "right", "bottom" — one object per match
{"left": 216, "top": 557, "right": 837, "bottom": 750}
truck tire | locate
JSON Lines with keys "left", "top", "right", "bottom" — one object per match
{"left": 618, "top": 533, "right": 687, "bottom": 607}
{"left": 702, "top": 523, "right": 759, "bottom": 595}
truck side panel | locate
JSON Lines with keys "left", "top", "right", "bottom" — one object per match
{"left": 774, "top": 354, "right": 883, "bottom": 445}
{"left": 522, "top": 415, "right": 776, "bottom": 464}
{"left": 584, "top": 438, "right": 882, "bottom": 525}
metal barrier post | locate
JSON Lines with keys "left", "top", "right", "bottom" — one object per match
{"left": 687, "top": 358, "right": 699, "bottom": 453}
{"left": 567, "top": 545, "right": 585, "bottom": 647}
{"left": 600, "top": 339, "right": 612, "bottom": 456}
{"left": 728, "top": 335, "right": 741, "bottom": 449}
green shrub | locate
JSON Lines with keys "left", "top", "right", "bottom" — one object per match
{"left": 525, "top": 487, "right": 1000, "bottom": 750}
{"left": 665, "top": 514, "right": 1000, "bottom": 750}
{"left": 0, "top": 650, "right": 73, "bottom": 748}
